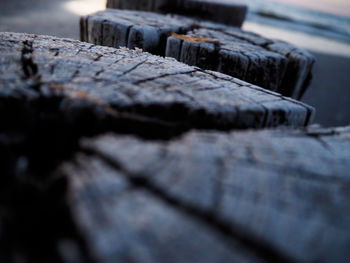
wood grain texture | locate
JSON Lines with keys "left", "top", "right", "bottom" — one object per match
{"left": 106, "top": 0, "right": 248, "bottom": 27}
{"left": 81, "top": 9, "right": 315, "bottom": 99}
{"left": 60, "top": 155, "right": 263, "bottom": 263}
{"left": 166, "top": 27, "right": 315, "bottom": 99}
{"left": 0, "top": 32, "right": 347, "bottom": 263}
{"left": 0, "top": 32, "right": 314, "bottom": 133}
{"left": 58, "top": 126, "right": 350, "bottom": 263}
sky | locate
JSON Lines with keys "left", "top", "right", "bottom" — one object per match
{"left": 271, "top": 0, "right": 350, "bottom": 17}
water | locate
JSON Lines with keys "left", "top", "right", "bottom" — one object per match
{"left": 243, "top": 0, "right": 350, "bottom": 43}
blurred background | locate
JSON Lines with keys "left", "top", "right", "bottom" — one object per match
{"left": 0, "top": 0, "right": 349, "bottom": 127}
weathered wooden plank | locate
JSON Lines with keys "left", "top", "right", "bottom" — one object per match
{"left": 70, "top": 126, "right": 350, "bottom": 263}
{"left": 106, "top": 0, "right": 248, "bottom": 27}
{"left": 80, "top": 9, "right": 191, "bottom": 54}
{"left": 167, "top": 28, "right": 288, "bottom": 92}
{"left": 212, "top": 28, "right": 316, "bottom": 99}
{"left": 60, "top": 154, "right": 263, "bottom": 263}
{"left": 81, "top": 9, "right": 315, "bottom": 99}
{"left": 0, "top": 32, "right": 346, "bottom": 263}
{"left": 0, "top": 32, "right": 314, "bottom": 132}
{"left": 167, "top": 28, "right": 315, "bottom": 99}
{"left": 267, "top": 40, "right": 316, "bottom": 99}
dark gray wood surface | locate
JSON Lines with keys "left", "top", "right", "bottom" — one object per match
{"left": 58, "top": 126, "right": 350, "bottom": 263}
{"left": 81, "top": 9, "right": 315, "bottom": 99}
{"left": 0, "top": 32, "right": 314, "bottom": 132}
{"left": 60, "top": 155, "right": 263, "bottom": 263}
{"left": 0, "top": 32, "right": 348, "bottom": 263}
{"left": 106, "top": 0, "right": 247, "bottom": 27}
{"left": 167, "top": 28, "right": 315, "bottom": 99}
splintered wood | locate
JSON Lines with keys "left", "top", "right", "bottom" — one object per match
{"left": 0, "top": 32, "right": 314, "bottom": 132}
{"left": 0, "top": 30, "right": 348, "bottom": 263}
{"left": 81, "top": 9, "right": 315, "bottom": 99}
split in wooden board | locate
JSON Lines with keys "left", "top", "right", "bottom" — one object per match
{"left": 0, "top": 32, "right": 314, "bottom": 135}
{"left": 0, "top": 32, "right": 347, "bottom": 263}
{"left": 58, "top": 126, "right": 350, "bottom": 263}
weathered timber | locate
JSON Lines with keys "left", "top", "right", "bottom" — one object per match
{"left": 81, "top": 9, "right": 315, "bottom": 99}
{"left": 80, "top": 9, "right": 191, "bottom": 55}
{"left": 0, "top": 32, "right": 314, "bottom": 134}
{"left": 58, "top": 126, "right": 350, "bottom": 263}
{"left": 106, "top": 0, "right": 248, "bottom": 27}
{"left": 0, "top": 32, "right": 346, "bottom": 263}
{"left": 60, "top": 155, "right": 263, "bottom": 263}
{"left": 167, "top": 28, "right": 315, "bottom": 99}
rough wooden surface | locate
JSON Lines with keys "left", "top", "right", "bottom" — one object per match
{"left": 0, "top": 32, "right": 314, "bottom": 132}
{"left": 106, "top": 0, "right": 247, "bottom": 27}
{"left": 58, "top": 126, "right": 350, "bottom": 263}
{"left": 80, "top": 9, "right": 191, "bottom": 55}
{"left": 61, "top": 156, "right": 263, "bottom": 263}
{"left": 167, "top": 28, "right": 315, "bottom": 99}
{"left": 81, "top": 9, "right": 315, "bottom": 99}
{"left": 0, "top": 32, "right": 348, "bottom": 263}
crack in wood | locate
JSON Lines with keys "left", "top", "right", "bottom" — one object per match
{"left": 80, "top": 143, "right": 299, "bottom": 263}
